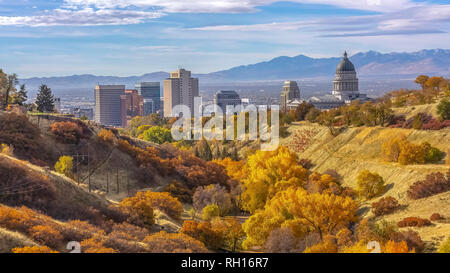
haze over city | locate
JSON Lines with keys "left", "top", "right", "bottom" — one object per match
{"left": 1, "top": 0, "right": 450, "bottom": 77}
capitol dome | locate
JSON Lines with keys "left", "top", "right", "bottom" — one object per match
{"left": 336, "top": 51, "right": 355, "bottom": 72}
{"left": 332, "top": 51, "right": 359, "bottom": 100}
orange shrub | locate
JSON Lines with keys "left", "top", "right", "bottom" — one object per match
{"left": 12, "top": 246, "right": 59, "bottom": 253}
{"left": 108, "top": 222, "right": 149, "bottom": 242}
{"left": 98, "top": 129, "right": 115, "bottom": 144}
{"left": 383, "top": 240, "right": 412, "bottom": 253}
{"left": 304, "top": 239, "right": 338, "bottom": 253}
{"left": 50, "top": 121, "right": 84, "bottom": 144}
{"left": 144, "top": 191, "right": 183, "bottom": 220}
{"left": 119, "top": 191, "right": 155, "bottom": 229}
{"left": 143, "top": 231, "right": 208, "bottom": 253}
{"left": 29, "top": 225, "right": 64, "bottom": 249}
{"left": 180, "top": 220, "right": 223, "bottom": 250}
{"left": 80, "top": 237, "right": 117, "bottom": 253}
{"left": 60, "top": 220, "right": 105, "bottom": 242}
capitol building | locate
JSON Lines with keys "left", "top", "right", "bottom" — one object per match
{"left": 281, "top": 51, "right": 370, "bottom": 111}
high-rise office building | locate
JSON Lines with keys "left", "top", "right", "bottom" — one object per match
{"left": 213, "top": 90, "right": 241, "bottom": 113}
{"left": 136, "top": 82, "right": 160, "bottom": 114}
{"left": 95, "top": 85, "right": 125, "bottom": 127}
{"left": 163, "top": 69, "right": 199, "bottom": 117}
{"left": 120, "top": 89, "right": 143, "bottom": 127}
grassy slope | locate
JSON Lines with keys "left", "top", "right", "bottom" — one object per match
{"left": 281, "top": 122, "right": 450, "bottom": 251}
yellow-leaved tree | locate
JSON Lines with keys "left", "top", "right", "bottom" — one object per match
{"left": 54, "top": 156, "right": 74, "bottom": 179}
{"left": 242, "top": 188, "right": 359, "bottom": 249}
{"left": 241, "top": 147, "right": 308, "bottom": 213}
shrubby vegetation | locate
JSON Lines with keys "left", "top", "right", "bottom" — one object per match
{"left": 407, "top": 171, "right": 450, "bottom": 199}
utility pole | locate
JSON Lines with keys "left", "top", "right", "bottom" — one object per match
{"left": 75, "top": 152, "right": 79, "bottom": 185}
{"left": 88, "top": 143, "right": 91, "bottom": 192}
{"left": 116, "top": 168, "right": 119, "bottom": 195}
{"left": 106, "top": 169, "right": 109, "bottom": 194}
{"left": 127, "top": 175, "right": 130, "bottom": 197}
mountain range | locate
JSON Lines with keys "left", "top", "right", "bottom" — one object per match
{"left": 20, "top": 49, "right": 450, "bottom": 90}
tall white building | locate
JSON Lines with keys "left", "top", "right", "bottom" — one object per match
{"left": 163, "top": 69, "right": 199, "bottom": 117}
{"left": 94, "top": 85, "right": 125, "bottom": 127}
{"left": 280, "top": 81, "right": 302, "bottom": 111}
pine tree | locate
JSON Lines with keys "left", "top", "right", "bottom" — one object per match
{"left": 35, "top": 84, "right": 54, "bottom": 113}
{"left": 231, "top": 147, "right": 239, "bottom": 161}
{"left": 10, "top": 84, "right": 27, "bottom": 105}
{"left": 197, "top": 140, "right": 212, "bottom": 161}
{"left": 221, "top": 146, "right": 228, "bottom": 159}
{"left": 213, "top": 145, "right": 221, "bottom": 160}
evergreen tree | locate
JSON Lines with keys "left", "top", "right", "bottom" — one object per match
{"left": 35, "top": 84, "right": 54, "bottom": 113}
{"left": 197, "top": 140, "right": 212, "bottom": 161}
{"left": 10, "top": 84, "right": 27, "bottom": 106}
{"left": 231, "top": 147, "right": 239, "bottom": 161}
{"left": 213, "top": 145, "right": 221, "bottom": 160}
{"left": 221, "top": 146, "right": 229, "bottom": 159}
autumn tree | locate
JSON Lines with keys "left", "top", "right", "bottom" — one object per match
{"left": 438, "top": 236, "right": 450, "bottom": 253}
{"left": 143, "top": 191, "right": 183, "bottom": 220}
{"left": 180, "top": 220, "right": 223, "bottom": 250}
{"left": 193, "top": 184, "right": 232, "bottom": 216}
{"left": 211, "top": 217, "right": 245, "bottom": 252}
{"left": 0, "top": 70, "right": 18, "bottom": 110}
{"left": 141, "top": 126, "right": 173, "bottom": 144}
{"left": 241, "top": 147, "right": 308, "bottom": 213}
{"left": 356, "top": 170, "right": 385, "bottom": 199}
{"left": 54, "top": 156, "right": 74, "bottom": 179}
{"left": 294, "top": 102, "right": 315, "bottom": 121}
{"left": 415, "top": 75, "right": 429, "bottom": 91}
{"left": 202, "top": 204, "right": 220, "bottom": 221}
{"left": 119, "top": 191, "right": 155, "bottom": 229}
{"left": 271, "top": 189, "right": 358, "bottom": 240}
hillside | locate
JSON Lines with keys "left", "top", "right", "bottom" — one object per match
{"left": 281, "top": 122, "right": 450, "bottom": 251}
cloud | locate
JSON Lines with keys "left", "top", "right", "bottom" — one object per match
{"left": 0, "top": 7, "right": 164, "bottom": 26}
{"left": 63, "top": 0, "right": 415, "bottom": 13}
{"left": 189, "top": 4, "right": 450, "bottom": 38}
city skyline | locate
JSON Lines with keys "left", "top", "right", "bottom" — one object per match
{"left": 0, "top": 0, "right": 449, "bottom": 77}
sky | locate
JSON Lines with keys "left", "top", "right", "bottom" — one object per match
{"left": 0, "top": 0, "right": 449, "bottom": 77}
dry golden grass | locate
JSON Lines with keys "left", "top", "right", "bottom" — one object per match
{"left": 282, "top": 122, "right": 450, "bottom": 252}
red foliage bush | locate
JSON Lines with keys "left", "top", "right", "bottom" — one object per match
{"left": 50, "top": 121, "right": 84, "bottom": 144}
{"left": 422, "top": 118, "right": 450, "bottom": 130}
{"left": 430, "top": 213, "right": 444, "bottom": 221}
{"left": 299, "top": 158, "right": 314, "bottom": 170}
{"left": 407, "top": 172, "right": 450, "bottom": 199}
{"left": 390, "top": 229, "right": 424, "bottom": 252}
{"left": 371, "top": 197, "right": 400, "bottom": 216}
{"left": 397, "top": 217, "right": 432, "bottom": 228}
